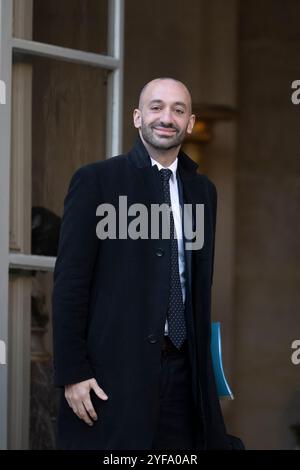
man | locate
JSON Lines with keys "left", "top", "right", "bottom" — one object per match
{"left": 52, "top": 77, "right": 231, "bottom": 450}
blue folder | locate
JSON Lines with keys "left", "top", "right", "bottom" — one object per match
{"left": 211, "top": 322, "right": 234, "bottom": 400}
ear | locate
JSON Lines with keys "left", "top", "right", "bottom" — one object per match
{"left": 133, "top": 109, "right": 142, "bottom": 129}
{"left": 186, "top": 114, "right": 196, "bottom": 135}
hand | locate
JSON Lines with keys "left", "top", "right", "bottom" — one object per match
{"left": 65, "top": 378, "right": 108, "bottom": 426}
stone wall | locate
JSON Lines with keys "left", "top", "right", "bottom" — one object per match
{"left": 231, "top": 0, "right": 300, "bottom": 449}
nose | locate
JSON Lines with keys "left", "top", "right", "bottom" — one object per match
{"left": 159, "top": 107, "right": 173, "bottom": 126}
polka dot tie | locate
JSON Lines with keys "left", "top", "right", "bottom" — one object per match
{"left": 159, "top": 169, "right": 187, "bottom": 349}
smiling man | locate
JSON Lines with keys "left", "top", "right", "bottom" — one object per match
{"left": 52, "top": 77, "right": 233, "bottom": 450}
{"left": 135, "top": 78, "right": 194, "bottom": 158}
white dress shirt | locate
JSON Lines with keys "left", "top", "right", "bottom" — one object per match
{"left": 150, "top": 156, "right": 186, "bottom": 336}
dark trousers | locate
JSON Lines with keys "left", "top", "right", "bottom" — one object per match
{"left": 151, "top": 337, "right": 198, "bottom": 450}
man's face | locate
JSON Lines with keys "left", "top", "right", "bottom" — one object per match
{"left": 133, "top": 80, "right": 195, "bottom": 151}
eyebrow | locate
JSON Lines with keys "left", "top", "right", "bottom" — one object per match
{"left": 148, "top": 99, "right": 187, "bottom": 109}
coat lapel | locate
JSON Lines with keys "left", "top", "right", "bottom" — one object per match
{"left": 127, "top": 135, "right": 163, "bottom": 207}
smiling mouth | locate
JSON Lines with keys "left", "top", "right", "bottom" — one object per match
{"left": 153, "top": 127, "right": 177, "bottom": 135}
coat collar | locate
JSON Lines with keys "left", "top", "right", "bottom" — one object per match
{"left": 127, "top": 134, "right": 204, "bottom": 212}
{"left": 128, "top": 134, "right": 199, "bottom": 177}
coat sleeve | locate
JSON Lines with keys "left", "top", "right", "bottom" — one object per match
{"left": 52, "top": 165, "right": 101, "bottom": 387}
{"left": 210, "top": 181, "right": 217, "bottom": 287}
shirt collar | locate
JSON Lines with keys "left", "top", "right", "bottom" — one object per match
{"left": 150, "top": 156, "right": 178, "bottom": 181}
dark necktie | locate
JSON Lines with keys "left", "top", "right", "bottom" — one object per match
{"left": 159, "top": 168, "right": 187, "bottom": 349}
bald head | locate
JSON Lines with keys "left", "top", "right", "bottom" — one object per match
{"left": 138, "top": 78, "right": 193, "bottom": 114}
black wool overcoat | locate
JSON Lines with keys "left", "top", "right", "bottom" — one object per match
{"left": 52, "top": 136, "right": 230, "bottom": 450}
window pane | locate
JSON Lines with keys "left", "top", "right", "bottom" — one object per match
{"left": 10, "top": 55, "right": 107, "bottom": 255}
{"left": 30, "top": 271, "right": 57, "bottom": 449}
{"left": 13, "top": 0, "right": 108, "bottom": 55}
{"left": 8, "top": 269, "right": 56, "bottom": 449}
{"left": 9, "top": 270, "right": 57, "bottom": 449}
{"left": 31, "top": 56, "right": 107, "bottom": 255}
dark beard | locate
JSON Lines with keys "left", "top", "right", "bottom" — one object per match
{"left": 140, "top": 122, "right": 187, "bottom": 150}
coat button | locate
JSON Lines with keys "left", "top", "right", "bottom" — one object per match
{"left": 155, "top": 248, "right": 164, "bottom": 257}
{"left": 148, "top": 334, "right": 158, "bottom": 344}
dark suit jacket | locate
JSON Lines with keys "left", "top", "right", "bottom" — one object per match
{"left": 52, "top": 135, "right": 230, "bottom": 450}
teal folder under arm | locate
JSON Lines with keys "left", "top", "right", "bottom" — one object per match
{"left": 211, "top": 322, "right": 234, "bottom": 400}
